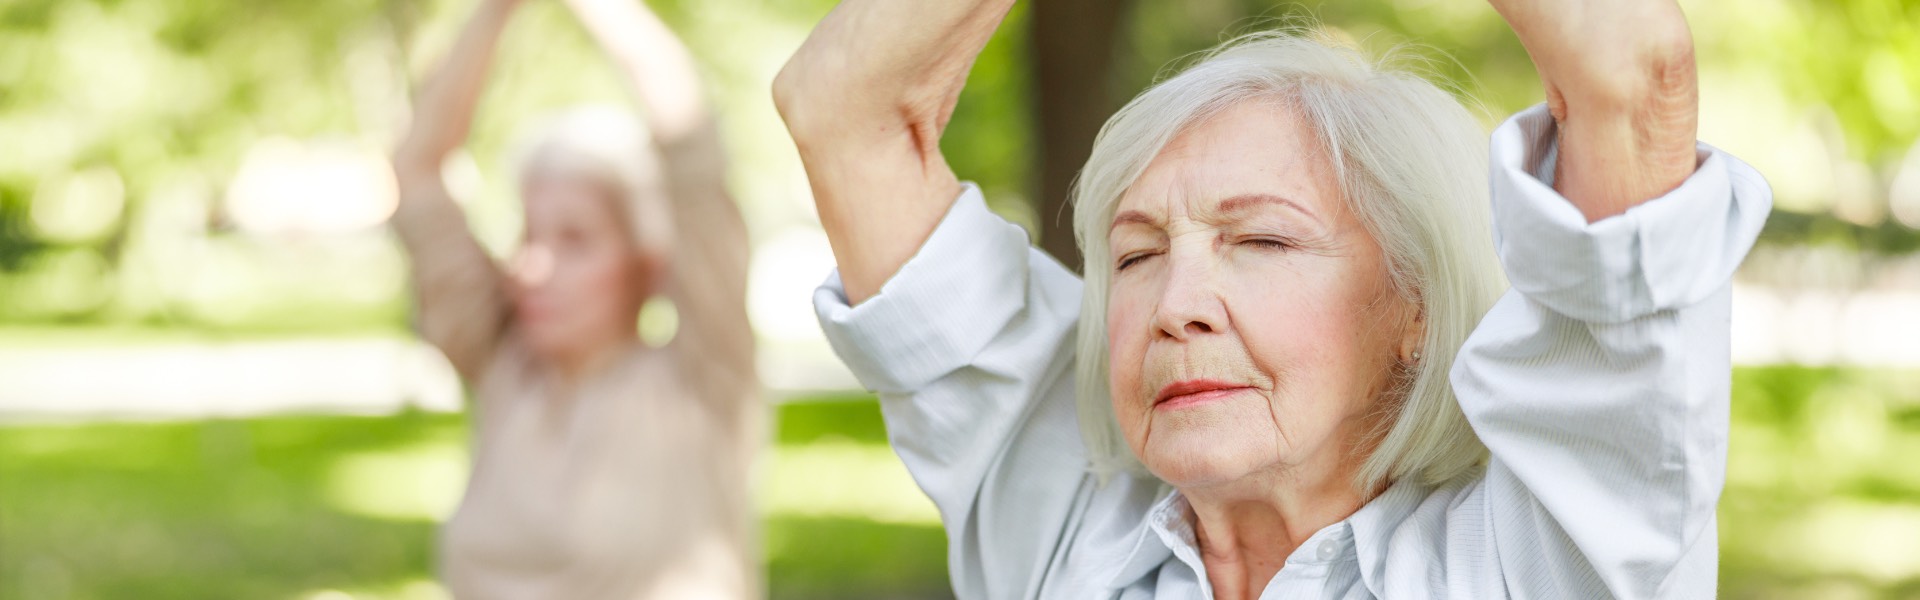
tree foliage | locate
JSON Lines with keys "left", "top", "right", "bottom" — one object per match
{"left": 0, "top": 0, "right": 1913, "bottom": 327}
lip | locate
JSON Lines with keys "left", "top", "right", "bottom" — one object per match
{"left": 1153, "top": 379, "right": 1254, "bottom": 410}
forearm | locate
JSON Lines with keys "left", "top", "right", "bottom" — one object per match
{"left": 394, "top": 0, "right": 521, "bottom": 173}
{"left": 774, "top": 0, "right": 1017, "bottom": 304}
{"left": 1546, "top": 55, "right": 1698, "bottom": 222}
{"left": 662, "top": 184, "right": 756, "bottom": 392}
{"left": 562, "top": 0, "right": 711, "bottom": 144}
{"left": 1487, "top": 0, "right": 1698, "bottom": 223}
{"left": 792, "top": 132, "right": 963, "bottom": 305}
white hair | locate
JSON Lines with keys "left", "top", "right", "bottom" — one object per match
{"left": 511, "top": 105, "right": 674, "bottom": 259}
{"left": 1071, "top": 30, "right": 1507, "bottom": 490}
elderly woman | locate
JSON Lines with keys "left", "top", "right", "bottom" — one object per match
{"left": 389, "top": 0, "right": 755, "bottom": 597}
{"left": 775, "top": 0, "right": 1768, "bottom": 598}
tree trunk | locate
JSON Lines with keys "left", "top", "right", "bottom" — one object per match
{"left": 1029, "top": 0, "right": 1133, "bottom": 273}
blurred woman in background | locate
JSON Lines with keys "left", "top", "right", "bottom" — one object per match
{"left": 389, "top": 0, "right": 756, "bottom": 597}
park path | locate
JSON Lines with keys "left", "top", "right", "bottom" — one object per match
{"left": 0, "top": 338, "right": 462, "bottom": 422}
{"left": 0, "top": 336, "right": 858, "bottom": 422}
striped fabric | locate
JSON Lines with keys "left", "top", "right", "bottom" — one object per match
{"left": 812, "top": 104, "right": 1772, "bottom": 599}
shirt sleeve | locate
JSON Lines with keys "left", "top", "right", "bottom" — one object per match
{"left": 813, "top": 184, "right": 1091, "bottom": 599}
{"left": 655, "top": 118, "right": 757, "bottom": 409}
{"left": 390, "top": 175, "right": 513, "bottom": 384}
{"left": 1453, "top": 104, "right": 1771, "bottom": 598}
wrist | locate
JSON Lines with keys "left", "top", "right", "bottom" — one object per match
{"left": 1551, "top": 89, "right": 1699, "bottom": 222}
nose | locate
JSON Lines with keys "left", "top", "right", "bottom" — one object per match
{"left": 510, "top": 244, "right": 555, "bottom": 290}
{"left": 1152, "top": 242, "right": 1227, "bottom": 341}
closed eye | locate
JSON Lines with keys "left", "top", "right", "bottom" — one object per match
{"left": 1115, "top": 251, "right": 1159, "bottom": 272}
{"left": 1238, "top": 237, "right": 1291, "bottom": 251}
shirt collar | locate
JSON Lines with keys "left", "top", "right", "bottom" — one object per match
{"left": 1100, "top": 477, "right": 1440, "bottom": 595}
{"left": 1102, "top": 485, "right": 1182, "bottom": 589}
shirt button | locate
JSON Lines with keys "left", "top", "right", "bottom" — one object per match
{"left": 1316, "top": 539, "right": 1338, "bottom": 561}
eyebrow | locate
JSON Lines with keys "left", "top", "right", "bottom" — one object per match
{"left": 1110, "top": 210, "right": 1157, "bottom": 231}
{"left": 1217, "top": 193, "right": 1316, "bottom": 221}
{"left": 1109, "top": 192, "right": 1317, "bottom": 231}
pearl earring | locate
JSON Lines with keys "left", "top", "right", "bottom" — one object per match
{"left": 1410, "top": 351, "right": 1423, "bottom": 362}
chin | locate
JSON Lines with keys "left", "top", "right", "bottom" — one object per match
{"left": 1136, "top": 421, "right": 1285, "bottom": 489}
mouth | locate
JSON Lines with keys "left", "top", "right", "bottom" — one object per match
{"left": 515, "top": 298, "right": 561, "bottom": 324}
{"left": 1153, "top": 379, "right": 1254, "bottom": 410}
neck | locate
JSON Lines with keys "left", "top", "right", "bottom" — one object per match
{"left": 1182, "top": 454, "right": 1381, "bottom": 600}
{"left": 545, "top": 331, "right": 641, "bottom": 385}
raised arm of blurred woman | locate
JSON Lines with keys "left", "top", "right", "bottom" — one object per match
{"left": 772, "top": 0, "right": 1019, "bottom": 305}
{"left": 562, "top": 0, "right": 756, "bottom": 397}
{"left": 390, "top": 0, "right": 522, "bottom": 382}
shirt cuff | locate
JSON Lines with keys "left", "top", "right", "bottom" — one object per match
{"left": 812, "top": 183, "right": 1034, "bottom": 394}
{"left": 1489, "top": 103, "right": 1773, "bottom": 323}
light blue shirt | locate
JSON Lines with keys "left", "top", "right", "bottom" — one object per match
{"left": 813, "top": 105, "right": 1772, "bottom": 599}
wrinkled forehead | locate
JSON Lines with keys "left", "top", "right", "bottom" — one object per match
{"left": 1113, "top": 99, "right": 1340, "bottom": 226}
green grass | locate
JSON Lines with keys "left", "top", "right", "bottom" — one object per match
{"left": 0, "top": 400, "right": 951, "bottom": 600}
{"left": 1720, "top": 367, "right": 1920, "bottom": 599}
{"left": 4, "top": 369, "right": 1920, "bottom": 599}
{"left": 1, "top": 415, "right": 453, "bottom": 599}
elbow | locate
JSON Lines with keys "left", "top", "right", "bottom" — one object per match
{"left": 774, "top": 38, "right": 943, "bottom": 159}
{"left": 771, "top": 57, "right": 826, "bottom": 140}
{"left": 772, "top": 48, "right": 880, "bottom": 148}
{"left": 391, "top": 132, "right": 451, "bottom": 188}
{"left": 392, "top": 109, "right": 466, "bottom": 180}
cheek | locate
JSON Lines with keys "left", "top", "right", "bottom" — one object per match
{"left": 554, "top": 243, "right": 637, "bottom": 307}
{"left": 1220, "top": 259, "right": 1393, "bottom": 401}
{"left": 1105, "top": 281, "right": 1158, "bottom": 437}
{"left": 586, "top": 250, "right": 638, "bottom": 302}
{"left": 1229, "top": 276, "right": 1341, "bottom": 356}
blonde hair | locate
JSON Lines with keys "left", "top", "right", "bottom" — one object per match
{"left": 512, "top": 105, "right": 674, "bottom": 260}
{"left": 1071, "top": 31, "right": 1507, "bottom": 491}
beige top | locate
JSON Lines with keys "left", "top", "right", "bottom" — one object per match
{"left": 392, "top": 121, "right": 758, "bottom": 600}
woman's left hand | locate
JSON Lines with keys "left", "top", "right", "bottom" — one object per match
{"left": 1487, "top": 0, "right": 1699, "bottom": 222}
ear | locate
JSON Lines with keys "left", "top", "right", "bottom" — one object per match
{"left": 1398, "top": 300, "right": 1427, "bottom": 366}
{"left": 631, "top": 248, "right": 673, "bottom": 301}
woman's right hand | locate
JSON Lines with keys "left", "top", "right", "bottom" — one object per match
{"left": 773, "top": 0, "right": 1017, "bottom": 305}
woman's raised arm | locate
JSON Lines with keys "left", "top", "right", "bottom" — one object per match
{"left": 390, "top": 0, "right": 523, "bottom": 382}
{"left": 1452, "top": 2, "right": 1770, "bottom": 596}
{"left": 563, "top": 0, "right": 755, "bottom": 389}
{"left": 773, "top": 0, "right": 1018, "bottom": 305}
{"left": 561, "top": 0, "right": 712, "bottom": 146}
{"left": 1487, "top": 0, "right": 1699, "bottom": 221}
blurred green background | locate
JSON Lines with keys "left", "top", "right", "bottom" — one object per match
{"left": 2, "top": 0, "right": 1918, "bottom": 598}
